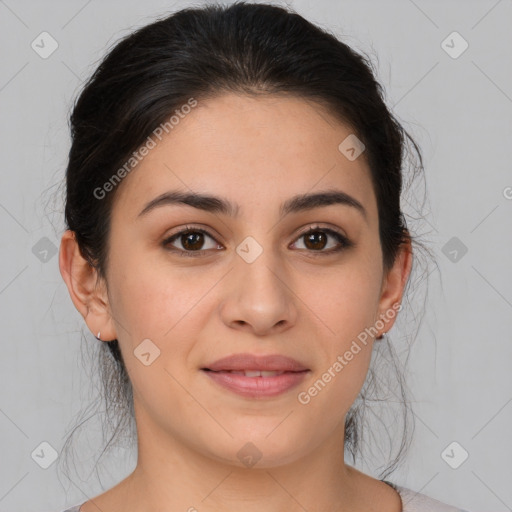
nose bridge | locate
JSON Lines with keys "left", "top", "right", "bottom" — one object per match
{"left": 221, "top": 232, "right": 297, "bottom": 333}
{"left": 235, "top": 232, "right": 287, "bottom": 297}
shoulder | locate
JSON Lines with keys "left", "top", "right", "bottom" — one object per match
{"left": 59, "top": 505, "right": 83, "bottom": 512}
{"left": 395, "top": 485, "right": 470, "bottom": 512}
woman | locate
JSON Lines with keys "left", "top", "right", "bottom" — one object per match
{"left": 58, "top": 2, "right": 470, "bottom": 511}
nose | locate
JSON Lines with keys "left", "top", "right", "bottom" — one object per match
{"left": 219, "top": 247, "right": 299, "bottom": 337}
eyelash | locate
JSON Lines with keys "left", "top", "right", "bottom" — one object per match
{"left": 162, "top": 224, "right": 354, "bottom": 258}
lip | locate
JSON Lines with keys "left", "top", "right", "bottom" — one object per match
{"left": 201, "top": 353, "right": 310, "bottom": 399}
{"left": 203, "top": 353, "right": 309, "bottom": 372}
{"left": 203, "top": 370, "right": 309, "bottom": 398}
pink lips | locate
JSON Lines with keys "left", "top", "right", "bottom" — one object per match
{"left": 201, "top": 353, "right": 310, "bottom": 398}
{"left": 205, "top": 353, "right": 309, "bottom": 372}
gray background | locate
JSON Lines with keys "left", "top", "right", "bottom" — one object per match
{"left": 1, "top": 0, "right": 511, "bottom": 510}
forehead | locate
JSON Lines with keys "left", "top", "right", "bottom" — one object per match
{"left": 112, "top": 93, "right": 377, "bottom": 223}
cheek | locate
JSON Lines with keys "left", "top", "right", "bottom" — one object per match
{"left": 297, "top": 289, "right": 377, "bottom": 423}
{"left": 109, "top": 261, "right": 220, "bottom": 401}
{"left": 111, "top": 265, "right": 208, "bottom": 418}
{"left": 301, "top": 258, "right": 383, "bottom": 342}
{"left": 295, "top": 255, "right": 382, "bottom": 401}
{"left": 110, "top": 255, "right": 211, "bottom": 341}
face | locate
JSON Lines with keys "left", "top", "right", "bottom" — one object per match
{"left": 62, "top": 92, "right": 410, "bottom": 469}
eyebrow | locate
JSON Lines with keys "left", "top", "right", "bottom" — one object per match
{"left": 137, "top": 188, "right": 367, "bottom": 221}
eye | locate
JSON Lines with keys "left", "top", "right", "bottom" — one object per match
{"left": 162, "top": 225, "right": 223, "bottom": 257}
{"left": 162, "top": 224, "right": 353, "bottom": 257}
{"left": 291, "top": 225, "right": 353, "bottom": 254}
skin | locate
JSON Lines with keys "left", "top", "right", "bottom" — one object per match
{"left": 59, "top": 92, "right": 412, "bottom": 512}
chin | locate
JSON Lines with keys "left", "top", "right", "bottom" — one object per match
{"left": 201, "top": 429, "right": 310, "bottom": 469}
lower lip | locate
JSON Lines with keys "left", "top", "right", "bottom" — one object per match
{"left": 202, "top": 370, "right": 309, "bottom": 398}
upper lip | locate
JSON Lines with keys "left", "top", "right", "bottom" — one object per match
{"left": 203, "top": 353, "right": 309, "bottom": 372}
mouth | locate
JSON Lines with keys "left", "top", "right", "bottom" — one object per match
{"left": 200, "top": 353, "right": 310, "bottom": 398}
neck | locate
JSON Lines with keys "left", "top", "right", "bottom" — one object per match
{"left": 119, "top": 409, "right": 362, "bottom": 512}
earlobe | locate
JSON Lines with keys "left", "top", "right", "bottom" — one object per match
{"left": 58, "top": 230, "right": 117, "bottom": 341}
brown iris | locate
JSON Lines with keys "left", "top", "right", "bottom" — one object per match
{"left": 303, "top": 231, "right": 327, "bottom": 251}
{"left": 180, "top": 231, "right": 205, "bottom": 251}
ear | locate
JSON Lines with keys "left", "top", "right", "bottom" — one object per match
{"left": 58, "top": 230, "right": 117, "bottom": 341}
{"left": 375, "top": 236, "right": 413, "bottom": 337}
